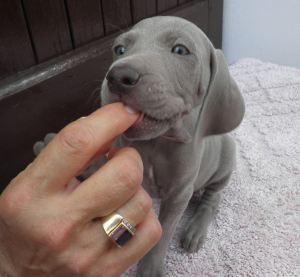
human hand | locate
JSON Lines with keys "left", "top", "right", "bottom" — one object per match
{"left": 0, "top": 103, "right": 162, "bottom": 277}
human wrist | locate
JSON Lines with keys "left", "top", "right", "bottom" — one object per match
{"left": 0, "top": 247, "right": 15, "bottom": 277}
{"left": 0, "top": 225, "right": 16, "bottom": 277}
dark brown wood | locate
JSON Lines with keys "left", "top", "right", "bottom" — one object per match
{"left": 157, "top": 0, "right": 178, "bottom": 13}
{"left": 0, "top": 0, "right": 36, "bottom": 80}
{"left": 163, "top": 0, "right": 209, "bottom": 35}
{"left": 0, "top": 34, "right": 117, "bottom": 190}
{"left": 66, "top": 0, "right": 104, "bottom": 47}
{"left": 22, "top": 0, "right": 73, "bottom": 62}
{"left": 208, "top": 0, "right": 223, "bottom": 48}
{"left": 131, "top": 0, "right": 156, "bottom": 23}
{"left": 101, "top": 0, "right": 132, "bottom": 34}
{"left": 178, "top": 0, "right": 192, "bottom": 4}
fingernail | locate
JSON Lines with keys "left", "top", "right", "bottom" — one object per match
{"left": 124, "top": 105, "right": 139, "bottom": 114}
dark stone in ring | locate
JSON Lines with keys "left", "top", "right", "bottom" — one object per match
{"left": 101, "top": 214, "right": 136, "bottom": 247}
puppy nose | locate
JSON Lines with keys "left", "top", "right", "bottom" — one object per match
{"left": 106, "top": 66, "right": 140, "bottom": 92}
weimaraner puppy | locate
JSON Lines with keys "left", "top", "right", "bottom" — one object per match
{"left": 34, "top": 16, "right": 245, "bottom": 277}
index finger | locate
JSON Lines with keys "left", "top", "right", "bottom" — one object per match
{"left": 27, "top": 103, "right": 139, "bottom": 192}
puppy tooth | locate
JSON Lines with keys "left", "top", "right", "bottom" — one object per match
{"left": 124, "top": 105, "right": 139, "bottom": 114}
{"left": 137, "top": 113, "right": 144, "bottom": 123}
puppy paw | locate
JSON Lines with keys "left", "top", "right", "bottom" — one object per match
{"left": 181, "top": 224, "right": 207, "bottom": 253}
{"left": 33, "top": 133, "right": 56, "bottom": 156}
{"left": 136, "top": 260, "right": 166, "bottom": 277}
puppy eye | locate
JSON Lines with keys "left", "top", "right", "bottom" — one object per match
{"left": 171, "top": 44, "right": 190, "bottom": 55}
{"left": 114, "top": 45, "right": 126, "bottom": 56}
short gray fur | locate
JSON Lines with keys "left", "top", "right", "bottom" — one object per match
{"left": 34, "top": 16, "right": 245, "bottom": 277}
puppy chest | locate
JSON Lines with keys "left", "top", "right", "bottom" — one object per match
{"left": 142, "top": 164, "right": 162, "bottom": 198}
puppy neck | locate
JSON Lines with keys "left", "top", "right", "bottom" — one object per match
{"left": 161, "top": 104, "right": 203, "bottom": 144}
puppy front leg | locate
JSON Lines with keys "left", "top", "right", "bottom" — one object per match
{"left": 136, "top": 187, "right": 193, "bottom": 277}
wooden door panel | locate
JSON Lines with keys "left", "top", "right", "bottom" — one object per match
{"left": 179, "top": 0, "right": 192, "bottom": 4}
{"left": 66, "top": 0, "right": 105, "bottom": 47}
{"left": 163, "top": 0, "right": 209, "bottom": 35}
{"left": 208, "top": 0, "right": 223, "bottom": 48}
{"left": 0, "top": 0, "right": 36, "bottom": 80}
{"left": 131, "top": 0, "right": 156, "bottom": 23}
{"left": 101, "top": 0, "right": 132, "bottom": 34}
{"left": 22, "top": 0, "right": 73, "bottom": 62}
{"left": 157, "top": 0, "right": 178, "bottom": 13}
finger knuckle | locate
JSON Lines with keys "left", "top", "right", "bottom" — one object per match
{"left": 0, "top": 178, "right": 33, "bottom": 219}
{"left": 116, "top": 157, "right": 143, "bottom": 191}
{"left": 0, "top": 193, "right": 19, "bottom": 218}
{"left": 59, "top": 123, "right": 95, "bottom": 156}
{"left": 121, "top": 147, "right": 143, "bottom": 170}
{"left": 101, "top": 260, "right": 120, "bottom": 277}
{"left": 37, "top": 221, "right": 74, "bottom": 251}
{"left": 136, "top": 191, "right": 153, "bottom": 216}
{"left": 150, "top": 217, "right": 163, "bottom": 242}
{"left": 66, "top": 254, "right": 91, "bottom": 275}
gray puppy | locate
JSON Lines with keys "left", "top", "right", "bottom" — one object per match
{"left": 34, "top": 16, "right": 245, "bottom": 277}
{"left": 101, "top": 16, "right": 245, "bottom": 276}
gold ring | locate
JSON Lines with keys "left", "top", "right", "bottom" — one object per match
{"left": 101, "top": 213, "right": 136, "bottom": 247}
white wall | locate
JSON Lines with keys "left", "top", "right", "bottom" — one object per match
{"left": 222, "top": 0, "right": 300, "bottom": 68}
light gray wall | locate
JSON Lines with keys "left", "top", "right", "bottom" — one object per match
{"left": 222, "top": 0, "right": 300, "bottom": 68}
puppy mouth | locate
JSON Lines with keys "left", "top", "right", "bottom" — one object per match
{"left": 105, "top": 86, "right": 187, "bottom": 140}
{"left": 121, "top": 103, "right": 182, "bottom": 140}
{"left": 124, "top": 105, "right": 179, "bottom": 127}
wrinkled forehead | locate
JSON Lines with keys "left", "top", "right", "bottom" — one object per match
{"left": 114, "top": 16, "right": 204, "bottom": 48}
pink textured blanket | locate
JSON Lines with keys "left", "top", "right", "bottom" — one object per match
{"left": 124, "top": 59, "right": 300, "bottom": 277}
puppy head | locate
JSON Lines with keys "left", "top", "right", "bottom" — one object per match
{"left": 101, "top": 16, "right": 244, "bottom": 141}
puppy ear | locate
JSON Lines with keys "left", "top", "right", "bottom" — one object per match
{"left": 199, "top": 49, "right": 245, "bottom": 137}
